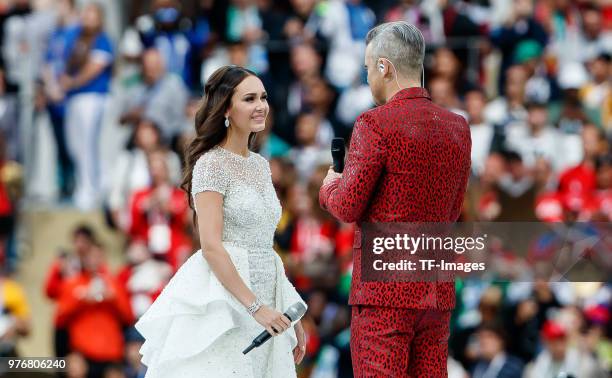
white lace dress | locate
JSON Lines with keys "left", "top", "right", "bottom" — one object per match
{"left": 135, "top": 146, "right": 306, "bottom": 378}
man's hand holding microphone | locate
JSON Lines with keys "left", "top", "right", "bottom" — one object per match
{"left": 323, "top": 137, "right": 345, "bottom": 185}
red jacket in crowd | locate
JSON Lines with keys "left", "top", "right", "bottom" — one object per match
{"left": 128, "top": 186, "right": 191, "bottom": 270}
{"left": 56, "top": 270, "right": 134, "bottom": 362}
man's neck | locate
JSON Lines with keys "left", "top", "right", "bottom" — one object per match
{"left": 384, "top": 81, "right": 421, "bottom": 103}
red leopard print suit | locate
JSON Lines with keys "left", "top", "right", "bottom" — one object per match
{"left": 319, "top": 87, "right": 471, "bottom": 377}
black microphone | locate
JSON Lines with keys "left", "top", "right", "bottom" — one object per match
{"left": 242, "top": 302, "right": 307, "bottom": 355}
{"left": 331, "top": 137, "right": 345, "bottom": 173}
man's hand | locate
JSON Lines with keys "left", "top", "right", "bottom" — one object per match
{"left": 323, "top": 166, "right": 342, "bottom": 186}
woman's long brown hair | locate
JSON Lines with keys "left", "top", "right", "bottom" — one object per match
{"left": 181, "top": 65, "right": 258, "bottom": 220}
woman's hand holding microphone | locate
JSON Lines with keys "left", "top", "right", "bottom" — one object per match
{"left": 252, "top": 304, "right": 292, "bottom": 336}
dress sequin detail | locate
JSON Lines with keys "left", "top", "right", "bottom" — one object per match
{"left": 191, "top": 146, "right": 283, "bottom": 376}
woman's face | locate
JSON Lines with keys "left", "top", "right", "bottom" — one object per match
{"left": 82, "top": 4, "right": 103, "bottom": 31}
{"left": 226, "top": 75, "right": 269, "bottom": 133}
{"left": 148, "top": 152, "right": 169, "bottom": 184}
{"left": 135, "top": 120, "right": 160, "bottom": 150}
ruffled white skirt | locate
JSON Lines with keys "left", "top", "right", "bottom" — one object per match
{"left": 135, "top": 242, "right": 306, "bottom": 378}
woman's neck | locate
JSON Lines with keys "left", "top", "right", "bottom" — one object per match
{"left": 221, "top": 130, "right": 250, "bottom": 157}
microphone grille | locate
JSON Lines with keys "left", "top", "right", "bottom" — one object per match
{"left": 285, "top": 302, "right": 307, "bottom": 321}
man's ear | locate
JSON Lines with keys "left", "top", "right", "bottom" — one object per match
{"left": 378, "top": 60, "right": 389, "bottom": 79}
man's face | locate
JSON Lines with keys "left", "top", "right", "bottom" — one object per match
{"left": 365, "top": 44, "right": 385, "bottom": 105}
{"left": 74, "top": 234, "right": 93, "bottom": 255}
{"left": 527, "top": 106, "right": 548, "bottom": 129}
{"left": 142, "top": 51, "right": 165, "bottom": 84}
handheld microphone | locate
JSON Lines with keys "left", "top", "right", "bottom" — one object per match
{"left": 242, "top": 302, "right": 307, "bottom": 355}
{"left": 331, "top": 138, "right": 345, "bottom": 173}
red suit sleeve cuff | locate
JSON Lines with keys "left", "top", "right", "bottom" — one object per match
{"left": 319, "top": 179, "right": 340, "bottom": 211}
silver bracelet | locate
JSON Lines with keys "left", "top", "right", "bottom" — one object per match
{"left": 246, "top": 298, "right": 262, "bottom": 316}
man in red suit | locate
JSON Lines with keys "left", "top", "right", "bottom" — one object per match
{"left": 319, "top": 21, "right": 471, "bottom": 377}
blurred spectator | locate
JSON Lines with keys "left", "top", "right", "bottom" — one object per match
{"left": 442, "top": 0, "right": 484, "bottom": 34}
{"left": 429, "top": 75, "right": 468, "bottom": 119}
{"left": 495, "top": 151, "right": 538, "bottom": 221}
{"left": 448, "top": 356, "right": 469, "bottom": 378}
{"left": 44, "top": 224, "right": 100, "bottom": 358}
{"left": 383, "top": 0, "right": 444, "bottom": 45}
{"left": 0, "top": 133, "right": 22, "bottom": 272}
{"left": 0, "top": 68, "right": 19, "bottom": 163}
{"left": 116, "top": 27, "right": 144, "bottom": 86}
{"left": 281, "top": 42, "right": 323, "bottom": 141}
{"left": 66, "top": 352, "right": 89, "bottom": 378}
{"left": 467, "top": 88, "right": 495, "bottom": 176}
{"left": 533, "top": 156, "right": 557, "bottom": 193}
{"left": 200, "top": 39, "right": 253, "bottom": 83}
{"left": 103, "top": 363, "right": 127, "bottom": 378}
{"left": 107, "top": 118, "right": 182, "bottom": 232}
{"left": 524, "top": 319, "right": 606, "bottom": 378}
{"left": 505, "top": 298, "right": 540, "bottom": 363}
{"left": 334, "top": 79, "right": 373, "bottom": 138}
{"left": 431, "top": 47, "right": 473, "bottom": 98}
{"left": 515, "top": 39, "right": 560, "bottom": 104}
{"left": 303, "top": 289, "right": 351, "bottom": 376}
{"left": 0, "top": 271, "right": 31, "bottom": 357}
{"left": 580, "top": 53, "right": 611, "bottom": 128}
{"left": 543, "top": 0, "right": 586, "bottom": 65}
{"left": 438, "top": 0, "right": 483, "bottom": 65}
{"left": 593, "top": 153, "right": 612, "bottom": 221}
{"left": 452, "top": 285, "right": 503, "bottom": 369}
{"left": 489, "top": 0, "right": 547, "bottom": 92}
{"left": 288, "top": 112, "right": 333, "bottom": 183}
{"left": 484, "top": 65, "right": 528, "bottom": 127}
{"left": 557, "top": 61, "right": 590, "bottom": 134}
{"left": 119, "top": 48, "right": 189, "bottom": 144}
{"left": 123, "top": 327, "right": 146, "bottom": 378}
{"left": 471, "top": 322, "right": 524, "bottom": 378}
{"left": 127, "top": 150, "right": 191, "bottom": 270}
{"left": 284, "top": 180, "right": 336, "bottom": 292}
{"left": 474, "top": 153, "right": 505, "bottom": 221}
{"left": 56, "top": 243, "right": 133, "bottom": 378}
{"left": 0, "top": 1, "right": 608, "bottom": 376}
{"left": 505, "top": 100, "right": 563, "bottom": 171}
{"left": 40, "top": 0, "right": 78, "bottom": 202}
{"left": 136, "top": 0, "right": 195, "bottom": 88}
{"left": 579, "top": 3, "right": 612, "bottom": 62}
{"left": 555, "top": 124, "right": 605, "bottom": 215}
{"left": 302, "top": 76, "right": 341, "bottom": 138}
{"left": 216, "top": 0, "right": 269, "bottom": 75}
{"left": 1, "top": 0, "right": 56, "bottom": 93}
{"left": 583, "top": 304, "right": 612, "bottom": 373}
{"left": 317, "top": 0, "right": 375, "bottom": 89}
{"left": 62, "top": 3, "right": 114, "bottom": 210}
{"left": 282, "top": 0, "right": 318, "bottom": 44}
{"left": 116, "top": 241, "right": 172, "bottom": 319}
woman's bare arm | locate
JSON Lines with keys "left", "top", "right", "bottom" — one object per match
{"left": 194, "top": 191, "right": 292, "bottom": 336}
{"left": 195, "top": 191, "right": 256, "bottom": 307}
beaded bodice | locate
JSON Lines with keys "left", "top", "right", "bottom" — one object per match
{"left": 191, "top": 146, "right": 282, "bottom": 250}
{"left": 191, "top": 146, "right": 281, "bottom": 308}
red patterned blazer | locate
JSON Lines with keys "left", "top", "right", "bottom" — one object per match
{"left": 319, "top": 87, "right": 471, "bottom": 310}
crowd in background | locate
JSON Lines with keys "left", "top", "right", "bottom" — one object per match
{"left": 0, "top": 0, "right": 610, "bottom": 377}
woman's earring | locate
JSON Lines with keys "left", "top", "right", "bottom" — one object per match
{"left": 224, "top": 117, "right": 230, "bottom": 128}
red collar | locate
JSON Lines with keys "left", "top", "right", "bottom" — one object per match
{"left": 388, "top": 87, "right": 431, "bottom": 103}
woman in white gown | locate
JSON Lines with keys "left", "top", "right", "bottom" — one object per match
{"left": 135, "top": 65, "right": 307, "bottom": 377}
